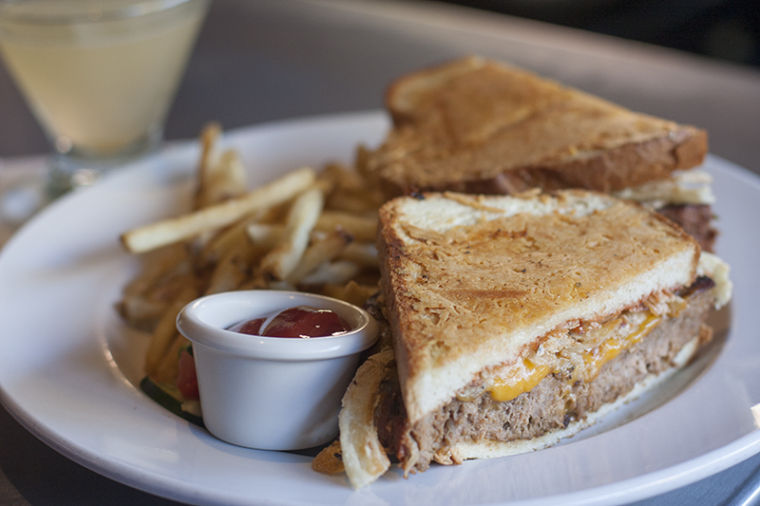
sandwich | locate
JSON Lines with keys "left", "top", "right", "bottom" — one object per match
{"left": 365, "top": 56, "right": 716, "bottom": 250}
{"left": 337, "top": 190, "right": 731, "bottom": 488}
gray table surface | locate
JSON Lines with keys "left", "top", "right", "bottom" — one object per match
{"left": 1, "top": 0, "right": 760, "bottom": 504}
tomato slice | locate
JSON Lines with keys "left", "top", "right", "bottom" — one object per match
{"left": 176, "top": 347, "right": 199, "bottom": 400}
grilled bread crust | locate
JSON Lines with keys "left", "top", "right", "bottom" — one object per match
{"left": 369, "top": 57, "right": 707, "bottom": 197}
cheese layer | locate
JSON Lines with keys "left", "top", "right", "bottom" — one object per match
{"left": 479, "top": 299, "right": 680, "bottom": 403}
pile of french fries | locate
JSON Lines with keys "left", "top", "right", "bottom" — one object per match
{"left": 117, "top": 123, "right": 384, "bottom": 387}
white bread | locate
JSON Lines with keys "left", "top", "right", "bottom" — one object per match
{"left": 378, "top": 190, "right": 701, "bottom": 424}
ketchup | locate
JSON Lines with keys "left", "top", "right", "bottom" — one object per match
{"left": 229, "top": 306, "right": 350, "bottom": 338}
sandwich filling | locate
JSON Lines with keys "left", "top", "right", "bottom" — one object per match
{"left": 614, "top": 169, "right": 717, "bottom": 251}
{"left": 374, "top": 277, "right": 716, "bottom": 473}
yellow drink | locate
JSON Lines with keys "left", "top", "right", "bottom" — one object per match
{"left": 0, "top": 0, "right": 207, "bottom": 158}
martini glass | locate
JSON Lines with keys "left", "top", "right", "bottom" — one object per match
{"left": 0, "top": 0, "right": 208, "bottom": 222}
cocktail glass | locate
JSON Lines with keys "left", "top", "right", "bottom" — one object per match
{"left": 0, "top": 0, "right": 209, "bottom": 209}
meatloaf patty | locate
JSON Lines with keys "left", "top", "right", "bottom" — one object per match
{"left": 657, "top": 204, "right": 716, "bottom": 252}
{"left": 376, "top": 283, "right": 715, "bottom": 473}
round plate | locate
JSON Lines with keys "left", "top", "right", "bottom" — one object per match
{"left": 0, "top": 111, "right": 758, "bottom": 505}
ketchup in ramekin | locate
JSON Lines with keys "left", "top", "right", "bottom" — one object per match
{"left": 176, "top": 290, "right": 378, "bottom": 450}
{"left": 229, "top": 306, "right": 350, "bottom": 338}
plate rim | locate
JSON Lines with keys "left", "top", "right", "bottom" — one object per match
{"left": 1, "top": 110, "right": 759, "bottom": 505}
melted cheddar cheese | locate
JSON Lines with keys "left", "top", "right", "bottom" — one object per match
{"left": 489, "top": 360, "right": 551, "bottom": 402}
{"left": 486, "top": 313, "right": 661, "bottom": 402}
{"left": 582, "top": 314, "right": 660, "bottom": 381}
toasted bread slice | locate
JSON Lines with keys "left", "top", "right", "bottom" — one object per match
{"left": 378, "top": 190, "right": 701, "bottom": 424}
{"left": 369, "top": 57, "right": 707, "bottom": 197}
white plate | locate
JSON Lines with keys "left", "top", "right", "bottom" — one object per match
{"left": 0, "top": 111, "right": 759, "bottom": 506}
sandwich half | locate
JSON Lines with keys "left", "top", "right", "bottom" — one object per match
{"left": 338, "top": 190, "right": 731, "bottom": 488}
{"left": 365, "top": 56, "right": 715, "bottom": 250}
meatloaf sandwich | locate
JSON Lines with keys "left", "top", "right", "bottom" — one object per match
{"left": 337, "top": 190, "right": 731, "bottom": 488}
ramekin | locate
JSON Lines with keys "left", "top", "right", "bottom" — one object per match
{"left": 176, "top": 290, "right": 378, "bottom": 450}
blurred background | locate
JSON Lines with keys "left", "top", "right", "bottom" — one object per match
{"left": 1, "top": 0, "right": 759, "bottom": 160}
{"left": 440, "top": 0, "right": 760, "bottom": 68}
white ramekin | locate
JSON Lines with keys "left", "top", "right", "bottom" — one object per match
{"left": 176, "top": 290, "right": 379, "bottom": 450}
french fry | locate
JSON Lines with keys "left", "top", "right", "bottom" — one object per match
{"left": 312, "top": 175, "right": 335, "bottom": 196}
{"left": 315, "top": 211, "right": 377, "bottom": 242}
{"left": 121, "top": 167, "right": 316, "bottom": 253}
{"left": 204, "top": 204, "right": 289, "bottom": 264}
{"left": 286, "top": 231, "right": 352, "bottom": 284}
{"left": 120, "top": 248, "right": 195, "bottom": 330}
{"left": 116, "top": 295, "right": 168, "bottom": 331}
{"left": 146, "top": 271, "right": 197, "bottom": 309}
{"left": 312, "top": 440, "right": 345, "bottom": 475}
{"left": 246, "top": 223, "right": 285, "bottom": 249}
{"left": 326, "top": 192, "right": 382, "bottom": 214}
{"left": 320, "top": 162, "right": 366, "bottom": 191}
{"left": 195, "top": 123, "right": 222, "bottom": 198}
{"left": 267, "top": 280, "right": 297, "bottom": 291}
{"left": 200, "top": 223, "right": 248, "bottom": 265}
{"left": 237, "top": 273, "right": 271, "bottom": 291}
{"left": 321, "top": 162, "right": 384, "bottom": 213}
{"left": 122, "top": 243, "right": 189, "bottom": 297}
{"left": 199, "top": 208, "right": 272, "bottom": 265}
{"left": 198, "top": 149, "right": 247, "bottom": 207}
{"left": 260, "top": 187, "right": 324, "bottom": 280}
{"left": 354, "top": 144, "right": 372, "bottom": 178}
{"left": 145, "top": 286, "right": 197, "bottom": 376}
{"left": 322, "top": 280, "right": 378, "bottom": 307}
{"left": 153, "top": 334, "right": 190, "bottom": 384}
{"left": 206, "top": 246, "right": 256, "bottom": 295}
{"left": 338, "top": 242, "right": 379, "bottom": 268}
{"left": 199, "top": 123, "right": 221, "bottom": 171}
{"left": 299, "top": 260, "right": 360, "bottom": 286}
